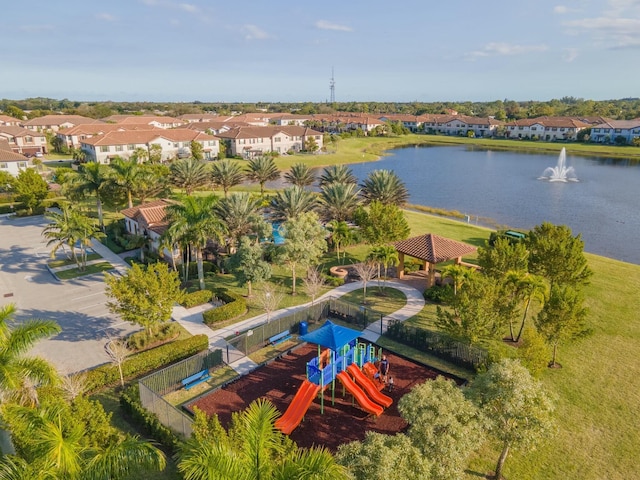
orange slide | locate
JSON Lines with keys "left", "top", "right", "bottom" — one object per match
{"left": 336, "top": 371, "right": 384, "bottom": 417}
{"left": 275, "top": 380, "right": 321, "bottom": 435}
{"left": 347, "top": 364, "right": 393, "bottom": 408}
{"left": 363, "top": 362, "right": 378, "bottom": 380}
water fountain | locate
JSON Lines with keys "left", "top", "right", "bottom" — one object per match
{"left": 539, "top": 147, "right": 578, "bottom": 182}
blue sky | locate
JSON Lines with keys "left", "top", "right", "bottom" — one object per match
{"left": 2, "top": 0, "right": 639, "bottom": 102}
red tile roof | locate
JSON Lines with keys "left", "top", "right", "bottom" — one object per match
{"left": 393, "top": 234, "right": 477, "bottom": 263}
{"left": 120, "top": 199, "right": 173, "bottom": 234}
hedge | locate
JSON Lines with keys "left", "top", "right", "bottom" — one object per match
{"left": 120, "top": 384, "right": 180, "bottom": 453}
{"left": 182, "top": 289, "right": 213, "bottom": 308}
{"left": 202, "top": 288, "right": 247, "bottom": 325}
{"left": 85, "top": 334, "right": 209, "bottom": 392}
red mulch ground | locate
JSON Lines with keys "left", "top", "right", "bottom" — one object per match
{"left": 186, "top": 343, "right": 461, "bottom": 451}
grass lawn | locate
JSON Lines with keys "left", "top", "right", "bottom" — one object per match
{"left": 163, "top": 364, "right": 239, "bottom": 407}
{"left": 55, "top": 261, "right": 113, "bottom": 280}
{"left": 48, "top": 252, "right": 101, "bottom": 268}
{"left": 337, "top": 285, "right": 407, "bottom": 316}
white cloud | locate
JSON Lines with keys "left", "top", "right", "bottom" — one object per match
{"left": 243, "top": 24, "right": 272, "bottom": 41}
{"left": 96, "top": 13, "right": 116, "bottom": 22}
{"left": 554, "top": 5, "right": 569, "bottom": 14}
{"left": 178, "top": 3, "right": 198, "bottom": 13}
{"left": 315, "top": 20, "right": 353, "bottom": 32}
{"left": 466, "top": 42, "right": 548, "bottom": 59}
{"left": 141, "top": 0, "right": 199, "bottom": 14}
{"left": 562, "top": 0, "right": 640, "bottom": 48}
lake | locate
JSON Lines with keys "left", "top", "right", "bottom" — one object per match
{"left": 345, "top": 145, "right": 640, "bottom": 265}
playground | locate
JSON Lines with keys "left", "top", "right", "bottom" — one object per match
{"left": 186, "top": 325, "right": 461, "bottom": 450}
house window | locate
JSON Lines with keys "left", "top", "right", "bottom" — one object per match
{"left": 274, "top": 137, "right": 281, "bottom": 142}
{"left": 25, "top": 136, "right": 34, "bottom": 143}
{"left": 239, "top": 139, "right": 245, "bottom": 145}
{"left": 531, "top": 127, "right": 537, "bottom": 131}
{"left": 116, "top": 145, "right": 124, "bottom": 151}
{"left": 100, "top": 146, "right": 109, "bottom": 152}
{"left": 615, "top": 129, "right": 621, "bottom": 133}
{"left": 315, "top": 136, "right": 321, "bottom": 140}
{"left": 18, "top": 162, "right": 27, "bottom": 168}
{"left": 128, "top": 144, "right": 135, "bottom": 150}
{"left": 0, "top": 163, "right": 7, "bottom": 169}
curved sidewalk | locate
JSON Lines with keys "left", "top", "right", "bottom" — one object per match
{"left": 172, "top": 280, "right": 425, "bottom": 375}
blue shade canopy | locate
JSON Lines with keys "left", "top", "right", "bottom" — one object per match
{"left": 300, "top": 320, "right": 361, "bottom": 351}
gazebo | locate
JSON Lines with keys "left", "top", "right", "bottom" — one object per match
{"left": 392, "top": 233, "right": 478, "bottom": 287}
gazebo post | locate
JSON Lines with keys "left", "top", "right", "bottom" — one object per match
{"left": 397, "top": 253, "right": 405, "bottom": 279}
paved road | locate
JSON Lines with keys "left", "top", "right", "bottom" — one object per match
{"left": 0, "top": 215, "right": 138, "bottom": 374}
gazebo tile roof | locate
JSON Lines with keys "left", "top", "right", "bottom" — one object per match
{"left": 393, "top": 234, "right": 477, "bottom": 264}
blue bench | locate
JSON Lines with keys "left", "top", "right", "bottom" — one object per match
{"left": 181, "top": 370, "right": 211, "bottom": 390}
{"left": 269, "top": 330, "right": 292, "bottom": 346}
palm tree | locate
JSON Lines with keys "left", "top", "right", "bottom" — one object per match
{"left": 211, "top": 159, "right": 244, "bottom": 198}
{"left": 170, "top": 158, "right": 210, "bottom": 195}
{"left": 283, "top": 163, "right": 315, "bottom": 188}
{"left": 326, "top": 220, "right": 355, "bottom": 263}
{"left": 367, "top": 245, "right": 399, "bottom": 291}
{"left": 515, "top": 274, "right": 548, "bottom": 343}
{"left": 319, "top": 182, "right": 361, "bottom": 222}
{"left": 270, "top": 186, "right": 318, "bottom": 222}
{"left": 135, "top": 164, "right": 169, "bottom": 203}
{"left": 1, "top": 403, "right": 166, "bottom": 479}
{"left": 177, "top": 399, "right": 347, "bottom": 480}
{"left": 441, "top": 264, "right": 473, "bottom": 296}
{"left": 68, "top": 162, "right": 111, "bottom": 230}
{"left": 245, "top": 156, "right": 279, "bottom": 195}
{"left": 360, "top": 169, "right": 409, "bottom": 206}
{"left": 318, "top": 164, "right": 357, "bottom": 187}
{"left": 214, "top": 192, "right": 263, "bottom": 251}
{"left": 109, "top": 157, "right": 142, "bottom": 208}
{"left": 166, "top": 195, "right": 224, "bottom": 290}
{"left": 43, "top": 206, "right": 102, "bottom": 271}
{"left": 0, "top": 304, "right": 60, "bottom": 406}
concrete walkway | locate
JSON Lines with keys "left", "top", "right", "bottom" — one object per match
{"left": 89, "top": 239, "right": 131, "bottom": 276}
{"left": 172, "top": 280, "right": 425, "bottom": 376}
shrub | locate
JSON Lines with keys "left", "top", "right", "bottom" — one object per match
{"left": 203, "top": 288, "right": 247, "bottom": 325}
{"left": 403, "top": 259, "right": 422, "bottom": 274}
{"left": 85, "top": 334, "right": 209, "bottom": 392}
{"left": 424, "top": 284, "right": 453, "bottom": 304}
{"left": 187, "top": 261, "right": 216, "bottom": 277}
{"left": 182, "top": 289, "right": 213, "bottom": 308}
{"left": 126, "top": 322, "right": 179, "bottom": 351}
{"left": 323, "top": 274, "right": 345, "bottom": 287}
{"left": 120, "top": 384, "right": 180, "bottom": 452}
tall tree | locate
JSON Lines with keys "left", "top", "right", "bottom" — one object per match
{"left": 68, "top": 162, "right": 111, "bottom": 230}
{"left": 398, "top": 376, "right": 483, "bottom": 480}
{"left": 318, "top": 164, "right": 357, "bottom": 188}
{"left": 352, "top": 261, "right": 377, "bottom": 305}
{"left": 214, "top": 192, "right": 264, "bottom": 252}
{"left": 367, "top": 245, "right": 399, "bottom": 291}
{"left": 440, "top": 264, "right": 473, "bottom": 296}
{"left": 514, "top": 273, "right": 548, "bottom": 343}
{"left": 14, "top": 168, "right": 49, "bottom": 215}
{"left": 336, "top": 432, "right": 431, "bottom": 480}
{"left": 166, "top": 195, "right": 224, "bottom": 290}
{"left": 319, "top": 182, "right": 361, "bottom": 222}
{"left": 0, "top": 304, "right": 60, "bottom": 406}
{"left": 109, "top": 157, "right": 142, "bottom": 208}
{"left": 354, "top": 201, "right": 410, "bottom": 246}
{"left": 226, "top": 236, "right": 271, "bottom": 297}
{"left": 283, "top": 163, "right": 315, "bottom": 188}
{"left": 177, "top": 399, "right": 347, "bottom": 480}
{"left": 535, "top": 283, "right": 590, "bottom": 367}
{"left": 148, "top": 144, "right": 163, "bottom": 163}
{"left": 326, "top": 220, "right": 355, "bottom": 263}
{"left": 302, "top": 266, "right": 326, "bottom": 307}
{"left": 477, "top": 237, "right": 529, "bottom": 279}
{"left": 270, "top": 186, "right": 318, "bottom": 222}
{"left": 279, "top": 211, "right": 327, "bottom": 294}
{"left": 466, "top": 359, "right": 555, "bottom": 480}
{"left": 360, "top": 169, "right": 409, "bottom": 206}
{"left": 170, "top": 158, "right": 210, "bottom": 195}
{"left": 133, "top": 163, "right": 170, "bottom": 203}
{"left": 245, "top": 156, "right": 279, "bottom": 195}
{"left": 526, "top": 222, "right": 592, "bottom": 288}
{"left": 105, "top": 263, "right": 184, "bottom": 336}
{"left": 211, "top": 159, "right": 244, "bottom": 198}
{"left": 189, "top": 140, "right": 204, "bottom": 161}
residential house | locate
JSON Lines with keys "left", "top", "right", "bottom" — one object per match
{"left": 101, "top": 115, "right": 186, "bottom": 129}
{"left": 22, "top": 115, "right": 103, "bottom": 132}
{"left": 56, "top": 123, "right": 162, "bottom": 149}
{"left": 183, "top": 120, "right": 250, "bottom": 135}
{"left": 120, "top": 199, "right": 176, "bottom": 261}
{"left": 178, "top": 113, "right": 221, "bottom": 123}
{"left": 344, "top": 117, "right": 384, "bottom": 134}
{"left": 379, "top": 114, "right": 424, "bottom": 132}
{"left": 0, "top": 139, "right": 34, "bottom": 176}
{"left": 81, "top": 129, "right": 219, "bottom": 163}
{"left": 505, "top": 116, "right": 591, "bottom": 141}
{"left": 0, "top": 126, "right": 47, "bottom": 156}
{"left": 0, "top": 115, "right": 21, "bottom": 127}
{"left": 589, "top": 119, "right": 640, "bottom": 144}
{"left": 216, "top": 125, "right": 323, "bottom": 158}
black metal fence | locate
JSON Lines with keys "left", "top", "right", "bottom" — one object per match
{"left": 385, "top": 319, "right": 488, "bottom": 370}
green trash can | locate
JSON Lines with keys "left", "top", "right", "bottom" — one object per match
{"left": 299, "top": 321, "right": 308, "bottom": 336}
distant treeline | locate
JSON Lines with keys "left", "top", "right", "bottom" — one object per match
{"left": 2, "top": 96, "right": 640, "bottom": 121}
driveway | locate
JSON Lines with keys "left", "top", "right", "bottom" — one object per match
{"left": 0, "top": 215, "right": 138, "bottom": 374}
